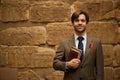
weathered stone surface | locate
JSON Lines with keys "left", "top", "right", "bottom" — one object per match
{"left": 87, "top": 0, "right": 112, "bottom": 1}
{"left": 0, "top": 53, "right": 8, "bottom": 66}
{"left": 115, "top": 7, "right": 120, "bottom": 21}
{"left": 30, "top": 1, "right": 70, "bottom": 22}
{"left": 29, "top": 48, "right": 55, "bottom": 68}
{"left": 1, "top": 0, "right": 29, "bottom": 3}
{"left": 113, "top": 45, "right": 120, "bottom": 67}
{"left": 29, "top": 0, "right": 79, "bottom": 4}
{"left": 46, "top": 71, "right": 64, "bottom": 80}
{"left": 0, "top": 46, "right": 8, "bottom": 66}
{"left": 87, "top": 22, "right": 118, "bottom": 44}
{"left": 118, "top": 28, "right": 120, "bottom": 43}
{"left": 18, "top": 70, "right": 45, "bottom": 80}
{"left": 102, "top": 9, "right": 115, "bottom": 20}
{"left": 114, "top": 68, "right": 120, "bottom": 80}
{"left": 104, "top": 67, "right": 114, "bottom": 80}
{"left": 103, "top": 7, "right": 120, "bottom": 21}
{"left": 1, "top": 3, "right": 29, "bottom": 22}
{"left": 113, "top": 0, "right": 120, "bottom": 8}
{"left": 0, "top": 5, "right": 1, "bottom": 21}
{"left": 18, "top": 68, "right": 55, "bottom": 80}
{"left": 102, "top": 45, "right": 114, "bottom": 66}
{"left": 34, "top": 68, "right": 54, "bottom": 79}
{"left": 72, "top": 0, "right": 114, "bottom": 21}
{"left": 0, "top": 46, "right": 55, "bottom": 67}
{"left": 0, "top": 21, "right": 45, "bottom": 30}
{"left": 46, "top": 22, "right": 74, "bottom": 45}
{"left": 0, "top": 26, "right": 46, "bottom": 45}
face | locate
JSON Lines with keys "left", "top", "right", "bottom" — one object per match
{"left": 72, "top": 14, "right": 87, "bottom": 34}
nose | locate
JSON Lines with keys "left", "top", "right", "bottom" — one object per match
{"left": 78, "top": 20, "right": 82, "bottom": 24}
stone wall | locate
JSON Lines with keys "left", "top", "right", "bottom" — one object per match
{"left": 0, "top": 0, "right": 120, "bottom": 80}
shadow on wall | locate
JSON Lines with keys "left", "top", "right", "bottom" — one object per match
{"left": 0, "top": 67, "right": 17, "bottom": 80}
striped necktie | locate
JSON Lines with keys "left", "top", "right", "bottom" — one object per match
{"left": 77, "top": 37, "right": 84, "bottom": 62}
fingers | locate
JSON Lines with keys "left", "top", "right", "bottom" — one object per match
{"left": 71, "top": 59, "right": 80, "bottom": 63}
{"left": 67, "top": 59, "right": 80, "bottom": 69}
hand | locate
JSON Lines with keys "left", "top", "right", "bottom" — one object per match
{"left": 66, "top": 59, "right": 80, "bottom": 69}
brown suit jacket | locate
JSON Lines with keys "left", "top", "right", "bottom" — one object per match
{"left": 53, "top": 35, "right": 104, "bottom": 80}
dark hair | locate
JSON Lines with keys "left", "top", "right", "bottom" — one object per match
{"left": 71, "top": 11, "right": 89, "bottom": 23}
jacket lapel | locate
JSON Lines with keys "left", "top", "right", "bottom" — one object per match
{"left": 67, "top": 35, "right": 76, "bottom": 49}
{"left": 81, "top": 37, "right": 93, "bottom": 65}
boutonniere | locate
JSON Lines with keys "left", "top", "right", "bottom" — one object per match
{"left": 89, "top": 43, "right": 93, "bottom": 48}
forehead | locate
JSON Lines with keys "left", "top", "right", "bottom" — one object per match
{"left": 77, "top": 14, "right": 86, "bottom": 19}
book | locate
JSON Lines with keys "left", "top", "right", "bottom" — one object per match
{"left": 68, "top": 47, "right": 81, "bottom": 61}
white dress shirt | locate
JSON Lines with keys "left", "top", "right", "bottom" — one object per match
{"left": 74, "top": 33, "right": 87, "bottom": 54}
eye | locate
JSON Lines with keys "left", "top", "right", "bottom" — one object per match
{"left": 81, "top": 19, "right": 86, "bottom": 22}
{"left": 74, "top": 19, "right": 79, "bottom": 22}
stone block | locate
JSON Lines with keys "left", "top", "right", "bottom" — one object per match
{"left": 29, "top": 0, "right": 78, "bottom": 4}
{"left": 0, "top": 26, "right": 46, "bottom": 45}
{"left": 34, "top": 68, "right": 54, "bottom": 78}
{"left": 114, "top": 68, "right": 120, "bottom": 80}
{"left": 1, "top": 3, "right": 29, "bottom": 22}
{"left": 30, "top": 1, "right": 70, "bottom": 22}
{"left": 102, "top": 9, "right": 115, "bottom": 20}
{"left": 87, "top": 22, "right": 118, "bottom": 44}
{"left": 1, "top": 0, "right": 29, "bottom": 4}
{"left": 113, "top": 45, "right": 120, "bottom": 67}
{"left": 87, "top": 0, "right": 112, "bottom": 1}
{"left": 0, "top": 46, "right": 9, "bottom": 66}
{"left": 46, "top": 71, "right": 64, "bottom": 80}
{"left": 104, "top": 67, "right": 114, "bottom": 80}
{"left": 0, "top": 6, "right": 1, "bottom": 21}
{"left": 29, "top": 47, "right": 55, "bottom": 67}
{"left": 18, "top": 68, "right": 54, "bottom": 80}
{"left": 102, "top": 45, "right": 114, "bottom": 66}
{"left": 115, "top": 8, "right": 120, "bottom": 21}
{"left": 103, "top": 8, "right": 120, "bottom": 21}
{"left": 118, "top": 28, "right": 120, "bottom": 43}
{"left": 99, "top": 0, "right": 113, "bottom": 15}
{"left": 18, "top": 70, "right": 45, "bottom": 80}
{"left": 46, "top": 22, "right": 74, "bottom": 45}
{"left": 0, "top": 52, "right": 8, "bottom": 66}
{"left": 72, "top": 0, "right": 114, "bottom": 21}
{"left": 0, "top": 46, "right": 55, "bottom": 68}
{"left": 113, "top": 0, "right": 120, "bottom": 8}
{"left": 71, "top": 1, "right": 89, "bottom": 15}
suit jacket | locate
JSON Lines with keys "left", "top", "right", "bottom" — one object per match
{"left": 53, "top": 35, "right": 104, "bottom": 80}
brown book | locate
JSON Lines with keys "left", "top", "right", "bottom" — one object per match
{"left": 68, "top": 47, "right": 81, "bottom": 61}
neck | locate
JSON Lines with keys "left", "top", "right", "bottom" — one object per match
{"left": 75, "top": 31, "right": 86, "bottom": 37}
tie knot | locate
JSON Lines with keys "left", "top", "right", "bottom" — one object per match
{"left": 77, "top": 37, "right": 84, "bottom": 42}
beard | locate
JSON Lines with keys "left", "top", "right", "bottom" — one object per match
{"left": 73, "top": 26, "right": 86, "bottom": 34}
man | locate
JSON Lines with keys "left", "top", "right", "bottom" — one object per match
{"left": 53, "top": 10, "right": 104, "bottom": 80}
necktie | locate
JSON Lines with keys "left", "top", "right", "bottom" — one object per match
{"left": 78, "top": 37, "right": 84, "bottom": 62}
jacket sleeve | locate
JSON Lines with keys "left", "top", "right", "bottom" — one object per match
{"left": 96, "top": 40, "right": 104, "bottom": 80}
{"left": 53, "top": 40, "right": 66, "bottom": 71}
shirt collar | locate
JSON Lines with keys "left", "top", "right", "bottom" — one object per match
{"left": 74, "top": 33, "right": 87, "bottom": 41}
